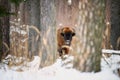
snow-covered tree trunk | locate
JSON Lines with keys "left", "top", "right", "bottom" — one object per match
{"left": 39, "top": 0, "right": 57, "bottom": 68}
{"left": 10, "top": 3, "right": 28, "bottom": 57}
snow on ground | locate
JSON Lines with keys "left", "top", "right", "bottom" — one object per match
{"left": 0, "top": 55, "right": 120, "bottom": 80}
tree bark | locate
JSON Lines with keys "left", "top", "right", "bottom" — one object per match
{"left": 26, "top": 0, "right": 40, "bottom": 56}
{"left": 39, "top": 0, "right": 57, "bottom": 67}
{"left": 101, "top": 0, "right": 112, "bottom": 57}
{"left": 70, "top": 0, "right": 105, "bottom": 72}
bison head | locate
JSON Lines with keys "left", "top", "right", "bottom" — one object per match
{"left": 60, "top": 27, "right": 75, "bottom": 46}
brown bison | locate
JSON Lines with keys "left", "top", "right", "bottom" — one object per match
{"left": 57, "top": 27, "right": 75, "bottom": 56}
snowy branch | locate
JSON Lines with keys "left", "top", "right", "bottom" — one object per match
{"left": 102, "top": 49, "right": 120, "bottom": 54}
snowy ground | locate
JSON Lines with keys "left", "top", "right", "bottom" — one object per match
{"left": 0, "top": 55, "right": 120, "bottom": 80}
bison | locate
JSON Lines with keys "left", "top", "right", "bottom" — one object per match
{"left": 57, "top": 27, "right": 75, "bottom": 57}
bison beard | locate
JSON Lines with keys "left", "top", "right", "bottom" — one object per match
{"left": 57, "top": 27, "right": 75, "bottom": 57}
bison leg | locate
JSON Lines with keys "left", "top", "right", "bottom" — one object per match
{"left": 58, "top": 48, "right": 63, "bottom": 56}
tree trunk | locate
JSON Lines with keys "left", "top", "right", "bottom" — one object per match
{"left": 110, "top": 0, "right": 120, "bottom": 50}
{"left": 26, "top": 0, "right": 40, "bottom": 56}
{"left": 10, "top": 2, "right": 30, "bottom": 60}
{"left": 0, "top": 0, "right": 10, "bottom": 61}
{"left": 39, "top": 0, "right": 57, "bottom": 67}
{"left": 70, "top": 0, "right": 105, "bottom": 72}
{"left": 102, "top": 0, "right": 112, "bottom": 57}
